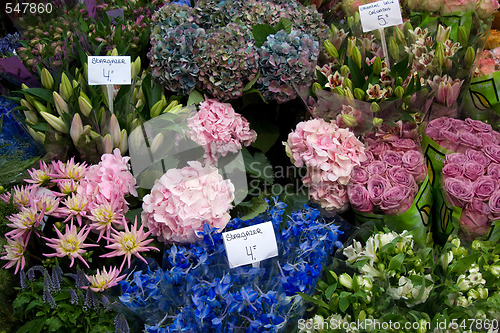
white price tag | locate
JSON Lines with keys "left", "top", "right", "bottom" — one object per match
{"left": 222, "top": 221, "right": 278, "bottom": 268}
{"left": 358, "top": 0, "right": 403, "bottom": 32}
{"left": 87, "top": 56, "right": 131, "bottom": 85}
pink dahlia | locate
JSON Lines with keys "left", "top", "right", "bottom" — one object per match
{"left": 187, "top": 99, "right": 257, "bottom": 164}
{"left": 142, "top": 161, "right": 235, "bottom": 243}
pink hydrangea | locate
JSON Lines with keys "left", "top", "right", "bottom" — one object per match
{"left": 187, "top": 99, "right": 257, "bottom": 164}
{"left": 285, "top": 118, "right": 366, "bottom": 185}
{"left": 285, "top": 118, "right": 366, "bottom": 211}
{"left": 77, "top": 148, "right": 137, "bottom": 211}
{"left": 142, "top": 161, "right": 235, "bottom": 243}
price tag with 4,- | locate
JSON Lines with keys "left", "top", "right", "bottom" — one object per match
{"left": 222, "top": 221, "right": 278, "bottom": 269}
{"left": 87, "top": 56, "right": 131, "bottom": 86}
{"left": 358, "top": 0, "right": 403, "bottom": 32}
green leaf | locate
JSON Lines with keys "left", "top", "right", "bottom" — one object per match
{"left": 252, "top": 24, "right": 277, "bottom": 48}
{"left": 275, "top": 18, "right": 292, "bottom": 34}
{"left": 339, "top": 292, "right": 350, "bottom": 312}
{"left": 243, "top": 148, "right": 273, "bottom": 184}
{"left": 325, "top": 283, "right": 337, "bottom": 299}
{"left": 248, "top": 118, "right": 279, "bottom": 153}
{"left": 243, "top": 71, "right": 260, "bottom": 92}
{"left": 22, "top": 88, "right": 54, "bottom": 104}
{"left": 29, "top": 122, "right": 54, "bottom": 133}
{"left": 450, "top": 253, "right": 481, "bottom": 273}
{"left": 187, "top": 90, "right": 204, "bottom": 106}
{"left": 233, "top": 193, "right": 268, "bottom": 220}
{"left": 316, "top": 69, "right": 328, "bottom": 87}
{"left": 46, "top": 317, "right": 63, "bottom": 332}
{"left": 298, "top": 292, "right": 328, "bottom": 309}
{"left": 388, "top": 252, "right": 405, "bottom": 271}
{"left": 389, "top": 55, "right": 410, "bottom": 80}
{"left": 348, "top": 57, "right": 365, "bottom": 89}
{"left": 325, "top": 270, "right": 337, "bottom": 285}
{"left": 16, "top": 318, "right": 46, "bottom": 333}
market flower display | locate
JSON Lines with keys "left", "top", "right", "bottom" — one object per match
{"left": 120, "top": 199, "right": 343, "bottom": 332}
{"left": 186, "top": 99, "right": 257, "bottom": 164}
{"left": 285, "top": 118, "right": 366, "bottom": 211}
{"left": 141, "top": 161, "right": 235, "bottom": 243}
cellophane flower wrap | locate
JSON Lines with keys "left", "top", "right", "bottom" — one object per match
{"left": 347, "top": 123, "right": 432, "bottom": 245}
{"left": 284, "top": 118, "right": 367, "bottom": 212}
{"left": 119, "top": 199, "right": 343, "bottom": 332}
{"left": 424, "top": 117, "right": 500, "bottom": 243}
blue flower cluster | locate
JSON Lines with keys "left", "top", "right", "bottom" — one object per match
{"left": 0, "top": 33, "right": 21, "bottom": 56}
{"left": 119, "top": 199, "right": 343, "bottom": 332}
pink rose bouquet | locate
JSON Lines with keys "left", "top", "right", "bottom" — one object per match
{"left": 442, "top": 147, "right": 500, "bottom": 238}
{"left": 425, "top": 117, "right": 500, "bottom": 153}
{"left": 348, "top": 125, "right": 427, "bottom": 215}
{"left": 141, "top": 161, "right": 235, "bottom": 243}
{"left": 285, "top": 118, "right": 366, "bottom": 212}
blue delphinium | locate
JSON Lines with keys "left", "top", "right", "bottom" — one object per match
{"left": 119, "top": 198, "right": 343, "bottom": 332}
{"left": 0, "top": 33, "right": 22, "bottom": 56}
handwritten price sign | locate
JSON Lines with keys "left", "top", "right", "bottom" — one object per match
{"left": 358, "top": 0, "right": 403, "bottom": 32}
{"left": 222, "top": 221, "right": 278, "bottom": 268}
{"left": 87, "top": 56, "right": 131, "bottom": 85}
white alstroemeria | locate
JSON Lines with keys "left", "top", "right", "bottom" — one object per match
{"left": 360, "top": 263, "right": 384, "bottom": 279}
{"left": 456, "top": 295, "right": 470, "bottom": 307}
{"left": 440, "top": 251, "right": 453, "bottom": 269}
{"left": 457, "top": 274, "right": 472, "bottom": 291}
{"left": 377, "top": 232, "right": 397, "bottom": 248}
{"left": 489, "top": 264, "right": 500, "bottom": 277}
{"left": 469, "top": 271, "right": 486, "bottom": 286}
{"left": 343, "top": 240, "right": 363, "bottom": 262}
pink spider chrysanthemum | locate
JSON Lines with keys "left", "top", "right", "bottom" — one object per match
{"left": 49, "top": 157, "right": 88, "bottom": 181}
{"left": 81, "top": 266, "right": 125, "bottom": 292}
{"left": 101, "top": 217, "right": 158, "bottom": 270}
{"left": 43, "top": 222, "right": 98, "bottom": 268}
{"left": 5, "top": 206, "right": 45, "bottom": 242}
{"left": 1, "top": 185, "right": 36, "bottom": 207}
{"left": 1, "top": 237, "right": 27, "bottom": 274}
{"left": 87, "top": 199, "right": 125, "bottom": 243}
{"left": 59, "top": 193, "right": 88, "bottom": 226}
{"left": 54, "top": 179, "right": 79, "bottom": 196}
{"left": 25, "top": 161, "right": 54, "bottom": 187}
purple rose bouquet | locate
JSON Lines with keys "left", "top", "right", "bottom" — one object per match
{"left": 442, "top": 148, "right": 500, "bottom": 238}
{"left": 425, "top": 117, "right": 500, "bottom": 154}
{"left": 348, "top": 125, "right": 427, "bottom": 215}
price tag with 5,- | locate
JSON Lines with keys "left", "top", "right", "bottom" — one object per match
{"left": 222, "top": 221, "right": 278, "bottom": 269}
{"left": 358, "top": 0, "right": 403, "bottom": 32}
{"left": 87, "top": 56, "right": 131, "bottom": 86}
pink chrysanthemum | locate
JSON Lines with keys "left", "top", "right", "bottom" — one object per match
{"left": 49, "top": 157, "right": 88, "bottom": 181}
{"left": 82, "top": 266, "right": 125, "bottom": 292}
{"left": 5, "top": 206, "right": 44, "bottom": 242}
{"left": 187, "top": 99, "right": 257, "bottom": 164}
{"left": 87, "top": 199, "right": 125, "bottom": 243}
{"left": 25, "top": 161, "right": 54, "bottom": 187}
{"left": 59, "top": 193, "right": 88, "bottom": 226}
{"left": 1, "top": 237, "right": 27, "bottom": 274}
{"left": 142, "top": 161, "right": 235, "bottom": 243}
{"left": 1, "top": 185, "right": 36, "bottom": 207}
{"left": 101, "top": 217, "right": 158, "bottom": 270}
{"left": 43, "top": 222, "right": 98, "bottom": 268}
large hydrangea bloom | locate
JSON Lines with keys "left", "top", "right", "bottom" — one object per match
{"left": 258, "top": 30, "right": 319, "bottom": 103}
{"left": 197, "top": 23, "right": 259, "bottom": 101}
{"left": 187, "top": 99, "right": 257, "bottom": 164}
{"left": 148, "top": 23, "right": 206, "bottom": 95}
{"left": 141, "top": 161, "right": 235, "bottom": 243}
{"left": 285, "top": 118, "right": 366, "bottom": 211}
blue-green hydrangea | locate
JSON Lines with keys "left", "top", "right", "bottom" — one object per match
{"left": 193, "top": 0, "right": 232, "bottom": 30}
{"left": 151, "top": 2, "right": 195, "bottom": 35}
{"left": 148, "top": 23, "right": 206, "bottom": 95}
{"left": 258, "top": 30, "right": 319, "bottom": 104}
{"left": 197, "top": 23, "right": 259, "bottom": 101}
{"left": 226, "top": 0, "right": 287, "bottom": 27}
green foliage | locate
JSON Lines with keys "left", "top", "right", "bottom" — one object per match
{"left": 252, "top": 18, "right": 293, "bottom": 48}
{"left": 12, "top": 268, "right": 121, "bottom": 333}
